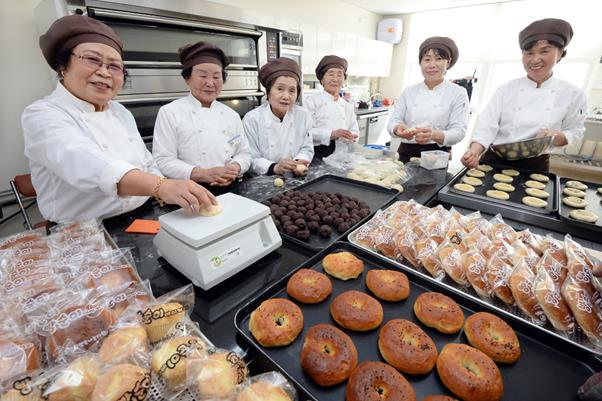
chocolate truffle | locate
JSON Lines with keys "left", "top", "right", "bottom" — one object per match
{"left": 296, "top": 230, "right": 311, "bottom": 241}
{"left": 307, "top": 221, "right": 319, "bottom": 232}
{"left": 318, "top": 225, "right": 332, "bottom": 237}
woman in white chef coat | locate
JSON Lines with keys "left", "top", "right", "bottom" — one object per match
{"left": 243, "top": 57, "right": 314, "bottom": 175}
{"left": 462, "top": 18, "right": 586, "bottom": 171}
{"left": 388, "top": 36, "right": 469, "bottom": 160}
{"left": 153, "top": 42, "right": 252, "bottom": 187}
{"left": 304, "top": 55, "right": 360, "bottom": 158}
{"left": 21, "top": 15, "right": 215, "bottom": 223}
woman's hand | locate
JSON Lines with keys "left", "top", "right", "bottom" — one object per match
{"left": 158, "top": 179, "right": 216, "bottom": 213}
{"left": 537, "top": 128, "right": 567, "bottom": 146}
{"left": 394, "top": 124, "right": 416, "bottom": 140}
{"left": 273, "top": 158, "right": 298, "bottom": 175}
{"left": 191, "top": 166, "right": 238, "bottom": 186}
{"left": 331, "top": 129, "right": 357, "bottom": 141}
{"left": 414, "top": 127, "right": 445, "bottom": 145}
{"left": 461, "top": 142, "right": 485, "bottom": 168}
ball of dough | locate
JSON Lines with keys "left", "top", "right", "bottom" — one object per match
{"left": 466, "top": 169, "right": 486, "bottom": 178}
{"left": 563, "top": 196, "right": 588, "bottom": 208}
{"left": 199, "top": 203, "right": 223, "bottom": 217}
{"left": 274, "top": 178, "right": 284, "bottom": 187}
{"left": 522, "top": 196, "right": 547, "bottom": 208}
{"left": 525, "top": 188, "right": 549, "bottom": 198}
{"left": 295, "top": 164, "right": 308, "bottom": 176}
{"left": 462, "top": 176, "right": 483, "bottom": 186}
{"left": 566, "top": 180, "right": 588, "bottom": 190}
{"left": 569, "top": 210, "right": 599, "bottom": 223}
{"left": 597, "top": 187, "right": 602, "bottom": 195}
{"left": 525, "top": 180, "right": 546, "bottom": 190}
{"left": 410, "top": 157, "right": 421, "bottom": 163}
{"left": 493, "top": 173, "right": 513, "bottom": 183}
{"left": 502, "top": 169, "right": 520, "bottom": 177}
{"left": 486, "top": 190, "right": 510, "bottom": 200}
{"left": 563, "top": 187, "right": 585, "bottom": 198}
{"left": 477, "top": 164, "right": 493, "bottom": 172}
{"left": 529, "top": 173, "right": 549, "bottom": 182}
{"left": 493, "top": 182, "right": 515, "bottom": 192}
{"left": 454, "top": 183, "right": 475, "bottom": 193}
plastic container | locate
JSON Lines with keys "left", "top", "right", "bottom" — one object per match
{"left": 420, "top": 150, "right": 449, "bottom": 170}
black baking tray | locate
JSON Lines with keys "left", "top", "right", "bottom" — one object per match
{"left": 265, "top": 174, "right": 398, "bottom": 252}
{"left": 559, "top": 178, "right": 602, "bottom": 232}
{"left": 234, "top": 242, "right": 601, "bottom": 401}
{"left": 447, "top": 164, "right": 559, "bottom": 215}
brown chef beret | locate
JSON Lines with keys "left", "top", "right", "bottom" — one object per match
{"left": 178, "top": 41, "right": 228, "bottom": 69}
{"left": 259, "top": 57, "right": 302, "bottom": 87}
{"left": 519, "top": 18, "right": 573, "bottom": 53}
{"left": 315, "top": 55, "right": 348, "bottom": 81}
{"left": 39, "top": 15, "right": 123, "bottom": 71}
{"left": 419, "top": 36, "right": 459, "bottom": 69}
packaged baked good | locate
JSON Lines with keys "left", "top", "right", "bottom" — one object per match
{"left": 511, "top": 240, "right": 540, "bottom": 274}
{"left": 373, "top": 225, "right": 400, "bottom": 261}
{"left": 488, "top": 214, "right": 516, "bottom": 244}
{"left": 236, "top": 371, "right": 296, "bottom": 401}
{"left": 537, "top": 251, "right": 567, "bottom": 287}
{"left": 0, "top": 229, "right": 46, "bottom": 251}
{"left": 41, "top": 354, "right": 102, "bottom": 401}
{"left": 90, "top": 363, "right": 151, "bottom": 401}
{"left": 437, "top": 240, "right": 468, "bottom": 286}
{"left": 463, "top": 228, "right": 493, "bottom": 259}
{"left": 188, "top": 349, "right": 248, "bottom": 400}
{"left": 517, "top": 229, "right": 544, "bottom": 256}
{"left": 415, "top": 236, "right": 445, "bottom": 280}
{"left": 533, "top": 268, "right": 575, "bottom": 334}
{"left": 463, "top": 248, "right": 493, "bottom": 299}
{"left": 565, "top": 249, "right": 602, "bottom": 309}
{"left": 486, "top": 252, "right": 515, "bottom": 305}
{"left": 0, "top": 337, "right": 41, "bottom": 384}
{"left": 508, "top": 257, "right": 547, "bottom": 325}
{"left": 489, "top": 239, "right": 515, "bottom": 265}
{"left": 562, "top": 275, "right": 602, "bottom": 345}
{"left": 99, "top": 325, "right": 149, "bottom": 367}
{"left": 540, "top": 235, "right": 567, "bottom": 265}
{"left": 92, "top": 281, "right": 153, "bottom": 319}
{"left": 394, "top": 225, "right": 424, "bottom": 267}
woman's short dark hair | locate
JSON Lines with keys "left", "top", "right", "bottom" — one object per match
{"left": 265, "top": 78, "right": 301, "bottom": 103}
{"left": 521, "top": 40, "right": 566, "bottom": 59}
{"left": 181, "top": 67, "right": 228, "bottom": 82}
{"left": 54, "top": 48, "right": 130, "bottom": 84}
{"left": 419, "top": 46, "right": 451, "bottom": 63}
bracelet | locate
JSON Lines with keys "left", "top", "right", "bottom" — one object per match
{"left": 153, "top": 176, "right": 166, "bottom": 207}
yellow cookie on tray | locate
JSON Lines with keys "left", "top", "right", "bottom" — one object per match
{"left": 525, "top": 180, "right": 546, "bottom": 190}
{"left": 525, "top": 188, "right": 549, "bottom": 198}
{"left": 493, "top": 182, "right": 515, "bottom": 192}
{"left": 529, "top": 173, "right": 549, "bottom": 182}
{"left": 454, "top": 183, "right": 475, "bottom": 193}
{"left": 486, "top": 190, "right": 510, "bottom": 200}
{"left": 501, "top": 169, "right": 520, "bottom": 177}
{"left": 493, "top": 173, "right": 513, "bottom": 183}
{"left": 466, "top": 169, "right": 486, "bottom": 178}
{"left": 462, "top": 176, "right": 483, "bottom": 186}
{"left": 522, "top": 196, "right": 548, "bottom": 208}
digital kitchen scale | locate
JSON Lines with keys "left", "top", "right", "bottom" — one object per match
{"left": 154, "top": 193, "right": 282, "bottom": 290}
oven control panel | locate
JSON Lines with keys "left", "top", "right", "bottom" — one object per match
{"left": 266, "top": 31, "right": 279, "bottom": 61}
{"left": 280, "top": 31, "right": 303, "bottom": 48}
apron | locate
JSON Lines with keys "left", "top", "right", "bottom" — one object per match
{"left": 480, "top": 149, "right": 550, "bottom": 172}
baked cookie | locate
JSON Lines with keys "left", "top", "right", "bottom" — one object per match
{"left": 525, "top": 180, "right": 546, "bottom": 190}
{"left": 322, "top": 252, "right": 364, "bottom": 280}
{"left": 493, "top": 182, "right": 515, "bottom": 192}
{"left": 476, "top": 164, "right": 493, "bottom": 172}
{"left": 522, "top": 196, "right": 547, "bottom": 208}
{"left": 529, "top": 173, "right": 549, "bottom": 182}
{"left": 486, "top": 190, "right": 510, "bottom": 201}
{"left": 563, "top": 196, "right": 588, "bottom": 208}
{"left": 569, "top": 210, "right": 598, "bottom": 223}
{"left": 454, "top": 183, "right": 475, "bottom": 193}
{"left": 563, "top": 187, "right": 586, "bottom": 198}
{"left": 493, "top": 173, "right": 513, "bottom": 183}
{"left": 566, "top": 180, "right": 588, "bottom": 190}
{"left": 525, "top": 188, "right": 549, "bottom": 198}
{"left": 501, "top": 169, "right": 520, "bottom": 177}
{"left": 466, "top": 169, "right": 486, "bottom": 178}
{"left": 462, "top": 176, "right": 483, "bottom": 186}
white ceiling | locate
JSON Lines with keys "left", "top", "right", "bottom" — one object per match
{"left": 343, "top": 0, "right": 523, "bottom": 15}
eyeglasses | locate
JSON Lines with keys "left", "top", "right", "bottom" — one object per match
{"left": 71, "top": 53, "right": 126, "bottom": 76}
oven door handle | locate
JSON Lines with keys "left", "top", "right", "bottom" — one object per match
{"left": 90, "top": 8, "right": 263, "bottom": 37}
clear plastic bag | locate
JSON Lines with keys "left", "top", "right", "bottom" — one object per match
{"left": 39, "top": 354, "right": 102, "bottom": 401}
{"left": 511, "top": 240, "right": 540, "bottom": 274}
{"left": 488, "top": 214, "right": 516, "bottom": 244}
{"left": 486, "top": 252, "right": 515, "bottom": 305}
{"left": 562, "top": 275, "right": 602, "bottom": 346}
{"left": 415, "top": 235, "right": 445, "bottom": 280}
{"left": 437, "top": 239, "right": 468, "bottom": 286}
{"left": 508, "top": 257, "right": 547, "bottom": 325}
{"left": 463, "top": 248, "right": 492, "bottom": 299}
{"left": 537, "top": 250, "right": 567, "bottom": 287}
{"left": 533, "top": 268, "right": 575, "bottom": 334}
{"left": 186, "top": 348, "right": 248, "bottom": 401}
{"left": 236, "top": 371, "right": 297, "bottom": 401}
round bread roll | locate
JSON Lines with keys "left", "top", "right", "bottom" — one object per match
{"left": 365, "top": 269, "right": 410, "bottom": 302}
{"left": 346, "top": 361, "right": 417, "bottom": 401}
{"left": 295, "top": 164, "right": 308, "bottom": 176}
{"left": 466, "top": 169, "right": 486, "bottom": 178}
{"left": 91, "top": 364, "right": 150, "bottom": 401}
{"left": 199, "top": 203, "right": 223, "bottom": 217}
{"left": 422, "top": 396, "right": 459, "bottom": 401}
{"left": 563, "top": 187, "right": 586, "bottom": 198}
{"left": 454, "top": 183, "right": 475, "bottom": 193}
{"left": 138, "top": 302, "right": 186, "bottom": 343}
{"left": 99, "top": 327, "right": 149, "bottom": 365}
{"left": 286, "top": 269, "right": 332, "bottom": 304}
{"left": 151, "top": 335, "right": 207, "bottom": 389}
{"left": 501, "top": 169, "right": 520, "bottom": 177}
{"left": 236, "top": 381, "right": 292, "bottom": 401}
{"left": 322, "top": 251, "right": 364, "bottom": 280}
{"left": 563, "top": 196, "right": 588, "bottom": 208}
{"left": 462, "top": 176, "right": 483, "bottom": 186}
{"left": 525, "top": 180, "right": 546, "bottom": 190}
{"left": 330, "top": 290, "right": 383, "bottom": 331}
{"left": 46, "top": 355, "right": 102, "bottom": 401}
{"left": 464, "top": 312, "right": 520, "bottom": 363}
{"left": 522, "top": 196, "right": 548, "bottom": 208}
{"left": 525, "top": 188, "right": 549, "bottom": 198}
{"left": 569, "top": 210, "right": 599, "bottom": 223}
{"left": 0, "top": 339, "right": 40, "bottom": 381}
{"left": 249, "top": 298, "right": 303, "bottom": 347}
{"left": 493, "top": 182, "right": 515, "bottom": 192}
{"left": 378, "top": 319, "right": 438, "bottom": 375}
{"left": 413, "top": 292, "right": 464, "bottom": 334}
{"left": 194, "top": 351, "right": 248, "bottom": 399}
{"left": 493, "top": 173, "right": 513, "bottom": 183}
{"left": 566, "top": 180, "right": 588, "bottom": 190}
{"left": 300, "top": 324, "right": 358, "bottom": 386}
{"left": 476, "top": 164, "right": 493, "bottom": 172}
{"left": 529, "top": 173, "right": 549, "bottom": 182}
{"left": 436, "top": 344, "right": 503, "bottom": 401}
{"left": 486, "top": 190, "right": 510, "bottom": 201}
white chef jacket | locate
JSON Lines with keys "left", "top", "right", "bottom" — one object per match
{"left": 387, "top": 80, "right": 469, "bottom": 146}
{"left": 243, "top": 103, "right": 314, "bottom": 175}
{"left": 21, "top": 83, "right": 159, "bottom": 223}
{"left": 471, "top": 76, "right": 586, "bottom": 149}
{"left": 303, "top": 91, "right": 360, "bottom": 146}
{"left": 152, "top": 94, "right": 252, "bottom": 180}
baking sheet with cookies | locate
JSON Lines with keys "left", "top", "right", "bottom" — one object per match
{"left": 234, "top": 242, "right": 600, "bottom": 401}
{"left": 559, "top": 178, "right": 602, "bottom": 232}
{"left": 448, "top": 165, "right": 559, "bottom": 215}
{"left": 264, "top": 174, "right": 398, "bottom": 252}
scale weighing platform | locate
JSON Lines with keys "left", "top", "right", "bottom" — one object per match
{"left": 154, "top": 193, "right": 282, "bottom": 290}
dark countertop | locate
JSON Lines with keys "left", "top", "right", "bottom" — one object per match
{"left": 102, "top": 158, "right": 459, "bottom": 352}
{"left": 354, "top": 106, "right": 393, "bottom": 116}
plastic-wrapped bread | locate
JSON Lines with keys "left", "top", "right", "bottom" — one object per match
{"left": 511, "top": 240, "right": 540, "bottom": 274}
{"left": 443, "top": 220, "right": 468, "bottom": 253}
{"left": 565, "top": 235, "right": 596, "bottom": 271}
{"left": 462, "top": 249, "right": 492, "bottom": 299}
{"left": 373, "top": 225, "right": 400, "bottom": 261}
{"left": 540, "top": 236, "right": 567, "bottom": 266}
{"left": 489, "top": 239, "right": 515, "bottom": 265}
{"left": 415, "top": 236, "right": 445, "bottom": 280}
{"left": 437, "top": 240, "right": 468, "bottom": 286}
{"left": 537, "top": 251, "right": 567, "bottom": 287}
{"left": 394, "top": 225, "right": 424, "bottom": 267}
{"left": 486, "top": 252, "right": 515, "bottom": 305}
{"left": 508, "top": 257, "right": 547, "bottom": 325}
{"left": 533, "top": 268, "right": 575, "bottom": 334}
{"left": 459, "top": 211, "right": 491, "bottom": 236}
{"left": 517, "top": 229, "right": 544, "bottom": 256}
{"left": 566, "top": 250, "right": 602, "bottom": 309}
{"left": 562, "top": 275, "right": 602, "bottom": 345}
{"left": 463, "top": 229, "right": 493, "bottom": 260}
{"left": 488, "top": 214, "right": 517, "bottom": 244}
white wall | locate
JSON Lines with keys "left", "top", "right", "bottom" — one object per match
{"left": 0, "top": 1, "right": 53, "bottom": 193}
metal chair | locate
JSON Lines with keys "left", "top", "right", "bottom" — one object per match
{"left": 9, "top": 174, "right": 41, "bottom": 230}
